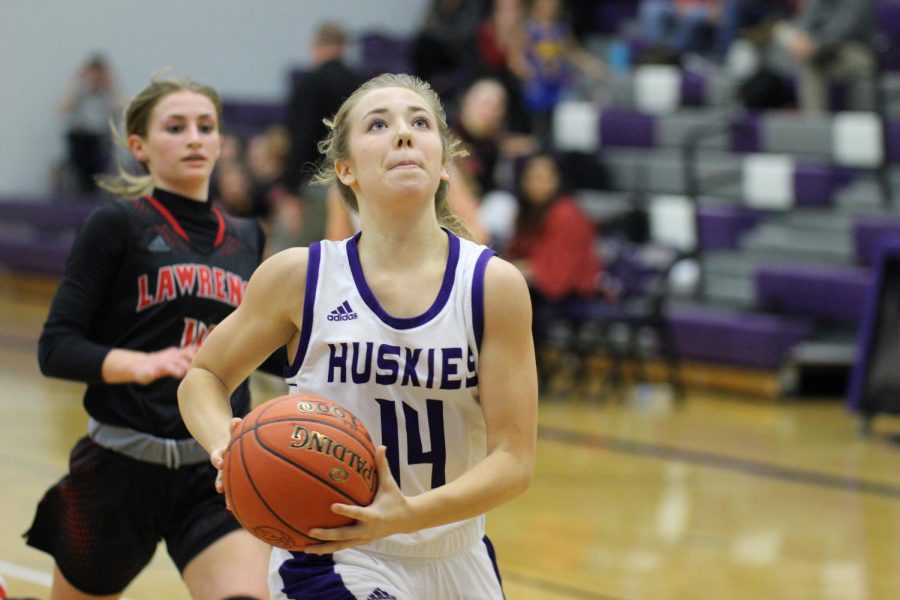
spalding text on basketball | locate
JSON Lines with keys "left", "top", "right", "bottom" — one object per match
{"left": 290, "top": 426, "right": 376, "bottom": 491}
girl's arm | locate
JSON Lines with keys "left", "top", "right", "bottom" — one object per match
{"left": 178, "top": 247, "right": 307, "bottom": 454}
{"left": 307, "top": 256, "right": 538, "bottom": 553}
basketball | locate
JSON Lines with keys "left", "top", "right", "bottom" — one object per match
{"left": 222, "top": 393, "right": 378, "bottom": 551}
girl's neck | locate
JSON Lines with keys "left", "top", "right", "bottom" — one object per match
{"left": 357, "top": 211, "right": 447, "bottom": 268}
{"left": 153, "top": 181, "right": 209, "bottom": 202}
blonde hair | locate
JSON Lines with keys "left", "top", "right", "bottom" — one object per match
{"left": 97, "top": 75, "right": 223, "bottom": 199}
{"left": 314, "top": 73, "right": 472, "bottom": 239}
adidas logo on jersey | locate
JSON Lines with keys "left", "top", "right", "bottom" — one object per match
{"left": 148, "top": 235, "right": 171, "bottom": 253}
{"left": 367, "top": 589, "right": 398, "bottom": 600}
{"left": 327, "top": 300, "right": 358, "bottom": 321}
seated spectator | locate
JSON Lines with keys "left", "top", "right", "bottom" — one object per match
{"left": 412, "top": 0, "right": 484, "bottom": 102}
{"left": 504, "top": 153, "right": 605, "bottom": 361}
{"left": 639, "top": 0, "right": 723, "bottom": 59}
{"left": 773, "top": 0, "right": 875, "bottom": 114}
{"left": 58, "top": 53, "right": 123, "bottom": 195}
{"left": 214, "top": 160, "right": 254, "bottom": 217}
{"left": 452, "top": 77, "right": 538, "bottom": 247}
{"left": 510, "top": 0, "right": 607, "bottom": 144}
{"left": 245, "top": 125, "right": 290, "bottom": 218}
{"left": 717, "top": 0, "right": 792, "bottom": 60}
{"left": 475, "top": 0, "right": 533, "bottom": 133}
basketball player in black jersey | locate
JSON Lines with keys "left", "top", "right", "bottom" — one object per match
{"left": 25, "top": 76, "right": 271, "bottom": 599}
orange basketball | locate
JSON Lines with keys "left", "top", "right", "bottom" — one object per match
{"left": 222, "top": 393, "right": 378, "bottom": 551}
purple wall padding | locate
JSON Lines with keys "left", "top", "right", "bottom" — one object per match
{"left": 754, "top": 263, "right": 872, "bottom": 325}
{"left": 668, "top": 305, "right": 811, "bottom": 369}
{"left": 600, "top": 109, "right": 656, "bottom": 147}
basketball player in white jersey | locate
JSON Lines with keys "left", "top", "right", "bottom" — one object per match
{"left": 178, "top": 73, "right": 538, "bottom": 599}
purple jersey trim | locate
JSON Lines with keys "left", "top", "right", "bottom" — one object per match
{"left": 483, "top": 535, "right": 505, "bottom": 592}
{"left": 347, "top": 229, "right": 460, "bottom": 329}
{"left": 472, "top": 249, "right": 495, "bottom": 352}
{"left": 284, "top": 242, "right": 320, "bottom": 378}
{"left": 278, "top": 552, "right": 355, "bottom": 599}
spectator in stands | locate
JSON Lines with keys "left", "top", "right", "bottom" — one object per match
{"left": 59, "top": 53, "right": 123, "bottom": 195}
{"left": 717, "top": 0, "right": 793, "bottom": 60}
{"left": 511, "top": 0, "right": 607, "bottom": 144}
{"left": 245, "top": 124, "right": 290, "bottom": 218}
{"left": 504, "top": 152, "right": 604, "bottom": 362}
{"left": 475, "top": 0, "right": 533, "bottom": 133}
{"left": 412, "top": 0, "right": 484, "bottom": 101}
{"left": 639, "top": 0, "right": 723, "bottom": 59}
{"left": 214, "top": 159, "right": 254, "bottom": 217}
{"left": 284, "top": 21, "right": 363, "bottom": 193}
{"left": 452, "top": 77, "right": 538, "bottom": 247}
{"left": 773, "top": 0, "right": 876, "bottom": 113}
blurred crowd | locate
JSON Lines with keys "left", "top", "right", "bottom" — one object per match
{"left": 53, "top": 0, "right": 881, "bottom": 375}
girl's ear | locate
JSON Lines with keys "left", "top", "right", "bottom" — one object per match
{"left": 335, "top": 160, "right": 356, "bottom": 187}
{"left": 128, "top": 134, "right": 148, "bottom": 164}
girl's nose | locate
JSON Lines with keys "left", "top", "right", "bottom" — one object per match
{"left": 394, "top": 122, "right": 412, "bottom": 147}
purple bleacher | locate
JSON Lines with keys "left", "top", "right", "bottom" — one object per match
{"left": 668, "top": 305, "right": 811, "bottom": 369}
{"left": 696, "top": 205, "right": 762, "bottom": 250}
{"left": 600, "top": 109, "right": 656, "bottom": 148}
{"left": 728, "top": 114, "right": 761, "bottom": 153}
{"left": 853, "top": 217, "right": 900, "bottom": 265}
{"left": 754, "top": 263, "right": 872, "bottom": 325}
{"left": 876, "top": 0, "right": 900, "bottom": 71}
{"left": 591, "top": 0, "right": 639, "bottom": 34}
{"left": 358, "top": 32, "right": 413, "bottom": 77}
{"left": 847, "top": 238, "right": 900, "bottom": 412}
{"left": 793, "top": 162, "right": 855, "bottom": 208}
{"left": 221, "top": 100, "right": 287, "bottom": 138}
{"left": 885, "top": 120, "right": 900, "bottom": 163}
{"left": 680, "top": 71, "right": 705, "bottom": 107}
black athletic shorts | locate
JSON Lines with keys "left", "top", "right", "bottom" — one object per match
{"left": 24, "top": 436, "right": 243, "bottom": 595}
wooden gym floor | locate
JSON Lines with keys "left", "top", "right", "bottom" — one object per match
{"left": 1, "top": 271, "right": 899, "bottom": 600}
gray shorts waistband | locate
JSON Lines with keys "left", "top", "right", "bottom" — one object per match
{"left": 87, "top": 417, "right": 209, "bottom": 469}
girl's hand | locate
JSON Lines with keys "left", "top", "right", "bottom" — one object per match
{"left": 133, "top": 346, "right": 198, "bottom": 385}
{"left": 211, "top": 417, "right": 244, "bottom": 507}
{"left": 304, "top": 447, "right": 411, "bottom": 554}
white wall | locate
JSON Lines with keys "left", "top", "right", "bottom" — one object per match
{"left": 0, "top": 0, "right": 427, "bottom": 195}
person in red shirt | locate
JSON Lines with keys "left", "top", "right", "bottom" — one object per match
{"left": 505, "top": 152, "right": 605, "bottom": 362}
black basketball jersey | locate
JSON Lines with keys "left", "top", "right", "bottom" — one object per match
{"left": 39, "top": 189, "right": 265, "bottom": 438}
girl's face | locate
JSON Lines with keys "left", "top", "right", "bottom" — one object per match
{"left": 128, "top": 90, "right": 222, "bottom": 199}
{"left": 336, "top": 86, "right": 448, "bottom": 207}
{"left": 522, "top": 155, "right": 560, "bottom": 206}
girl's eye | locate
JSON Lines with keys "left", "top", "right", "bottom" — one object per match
{"left": 199, "top": 123, "right": 216, "bottom": 134}
{"left": 166, "top": 124, "right": 183, "bottom": 133}
{"left": 367, "top": 118, "right": 387, "bottom": 131}
{"left": 413, "top": 116, "right": 430, "bottom": 128}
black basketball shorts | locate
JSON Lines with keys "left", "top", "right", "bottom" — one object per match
{"left": 24, "top": 437, "right": 243, "bottom": 595}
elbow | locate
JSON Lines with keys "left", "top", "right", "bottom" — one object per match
{"left": 508, "top": 454, "right": 535, "bottom": 499}
{"left": 37, "top": 337, "right": 57, "bottom": 377}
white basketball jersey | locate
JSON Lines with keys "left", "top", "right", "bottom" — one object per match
{"left": 284, "top": 229, "right": 496, "bottom": 558}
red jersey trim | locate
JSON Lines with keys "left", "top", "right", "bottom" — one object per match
{"left": 144, "top": 195, "right": 226, "bottom": 248}
{"left": 211, "top": 207, "right": 226, "bottom": 247}
{"left": 144, "top": 195, "right": 189, "bottom": 241}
